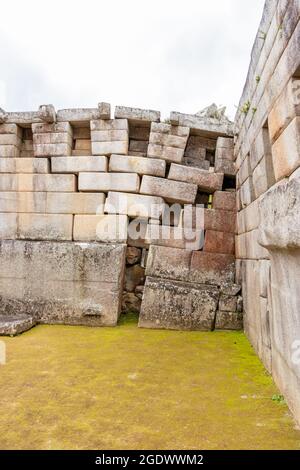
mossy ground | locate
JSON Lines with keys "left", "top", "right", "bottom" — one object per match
{"left": 0, "top": 313, "right": 299, "bottom": 450}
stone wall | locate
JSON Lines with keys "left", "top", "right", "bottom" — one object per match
{"left": 0, "top": 103, "right": 242, "bottom": 331}
{"left": 235, "top": 0, "right": 300, "bottom": 425}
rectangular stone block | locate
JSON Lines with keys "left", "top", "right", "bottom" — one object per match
{"left": 114, "top": 106, "right": 160, "bottom": 123}
{"left": 240, "top": 177, "right": 255, "bottom": 208}
{"left": 73, "top": 214, "right": 128, "bottom": 243}
{"left": 32, "top": 122, "right": 72, "bottom": 135}
{"left": 190, "top": 251, "right": 235, "bottom": 285}
{"left": 90, "top": 119, "right": 129, "bottom": 131}
{"left": 73, "top": 127, "right": 91, "bottom": 139}
{"left": 51, "top": 156, "right": 107, "bottom": 173}
{"left": 145, "top": 224, "right": 203, "bottom": 250}
{"left": 56, "top": 108, "right": 103, "bottom": 123}
{"left": 149, "top": 132, "right": 187, "bottom": 149}
{"left": 185, "top": 137, "right": 207, "bottom": 160}
{"left": 91, "top": 141, "right": 128, "bottom": 156}
{"left": 140, "top": 175, "right": 197, "bottom": 204}
{"left": 74, "top": 139, "right": 91, "bottom": 151}
{"left": 0, "top": 145, "right": 20, "bottom": 157}
{"left": 204, "top": 230, "right": 235, "bottom": 255}
{"left": 214, "top": 159, "right": 236, "bottom": 177}
{"left": 147, "top": 143, "right": 184, "bottom": 163}
{"left": 0, "top": 213, "right": 17, "bottom": 238}
{"left": 0, "top": 134, "right": 22, "bottom": 146}
{"left": 33, "top": 132, "right": 73, "bottom": 145}
{"left": 272, "top": 117, "right": 300, "bottom": 181}
{"left": 150, "top": 122, "right": 190, "bottom": 137}
{"left": 17, "top": 214, "right": 73, "bottom": 241}
{"left": 269, "top": 78, "right": 300, "bottom": 144}
{"left": 139, "top": 277, "right": 219, "bottom": 331}
{"left": 215, "top": 311, "right": 243, "bottom": 330}
{"left": 0, "top": 192, "right": 46, "bottom": 213}
{"left": 79, "top": 172, "right": 140, "bottom": 193}
{"left": 0, "top": 158, "right": 49, "bottom": 173}
{"left": 250, "top": 127, "right": 272, "bottom": 172}
{"left": 33, "top": 143, "right": 72, "bottom": 157}
{"left": 109, "top": 154, "right": 166, "bottom": 177}
{"left": 168, "top": 164, "right": 223, "bottom": 192}
{"left": 0, "top": 240, "right": 126, "bottom": 326}
{"left": 0, "top": 174, "right": 76, "bottom": 192}
{"left": 213, "top": 191, "right": 236, "bottom": 211}
{"left": 216, "top": 137, "right": 234, "bottom": 150}
{"left": 46, "top": 192, "right": 105, "bottom": 214}
{"left": 215, "top": 146, "right": 234, "bottom": 161}
{"left": 129, "top": 126, "right": 150, "bottom": 141}
{"left": 105, "top": 191, "right": 165, "bottom": 219}
{"left": 129, "top": 140, "right": 148, "bottom": 154}
{"left": 0, "top": 123, "right": 22, "bottom": 136}
{"left": 219, "top": 295, "right": 238, "bottom": 312}
{"left": 91, "top": 130, "right": 129, "bottom": 142}
{"left": 145, "top": 245, "right": 192, "bottom": 280}
{"left": 183, "top": 157, "right": 210, "bottom": 170}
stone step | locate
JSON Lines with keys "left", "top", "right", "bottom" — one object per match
{"left": 0, "top": 315, "right": 36, "bottom": 336}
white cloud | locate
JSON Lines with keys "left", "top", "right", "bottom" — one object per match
{"left": 0, "top": 0, "right": 265, "bottom": 120}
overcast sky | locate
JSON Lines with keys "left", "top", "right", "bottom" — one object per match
{"left": 0, "top": 0, "right": 265, "bottom": 120}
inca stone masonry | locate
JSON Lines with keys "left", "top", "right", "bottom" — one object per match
{"left": 0, "top": 0, "right": 300, "bottom": 426}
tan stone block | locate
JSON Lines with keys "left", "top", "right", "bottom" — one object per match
{"left": 79, "top": 172, "right": 140, "bottom": 193}
{"left": 74, "top": 139, "right": 91, "bottom": 151}
{"left": 240, "top": 177, "right": 255, "bottom": 208}
{"left": 0, "top": 158, "right": 49, "bottom": 174}
{"left": 33, "top": 132, "right": 73, "bottom": 145}
{"left": 213, "top": 191, "right": 236, "bottom": 211}
{"left": 190, "top": 251, "right": 235, "bottom": 285}
{"left": 215, "top": 147, "right": 234, "bottom": 161}
{"left": 0, "top": 145, "right": 20, "bottom": 157}
{"left": 109, "top": 154, "right": 166, "bottom": 177}
{"left": 51, "top": 156, "right": 107, "bottom": 173}
{"left": 90, "top": 119, "right": 128, "bottom": 131}
{"left": 0, "top": 174, "right": 76, "bottom": 192}
{"left": 129, "top": 140, "right": 148, "bottom": 154}
{"left": 150, "top": 122, "right": 189, "bottom": 137}
{"left": 203, "top": 208, "right": 236, "bottom": 233}
{"left": 216, "top": 137, "right": 234, "bottom": 149}
{"left": 272, "top": 117, "right": 300, "bottom": 181}
{"left": 204, "top": 230, "right": 235, "bottom": 255}
{"left": 0, "top": 213, "right": 17, "bottom": 238}
{"left": 0, "top": 134, "right": 22, "bottom": 146}
{"left": 73, "top": 128, "right": 91, "bottom": 139}
{"left": 0, "top": 123, "right": 23, "bottom": 136}
{"left": 149, "top": 132, "right": 187, "bottom": 149}
{"left": 145, "top": 224, "right": 203, "bottom": 250}
{"left": 168, "top": 163, "right": 223, "bottom": 192}
{"left": 33, "top": 143, "right": 72, "bottom": 157}
{"left": 114, "top": 106, "right": 160, "bottom": 122}
{"left": 0, "top": 192, "right": 46, "bottom": 213}
{"left": 147, "top": 143, "right": 184, "bottom": 163}
{"left": 140, "top": 175, "right": 197, "bottom": 204}
{"left": 17, "top": 213, "right": 73, "bottom": 241}
{"left": 73, "top": 214, "right": 128, "bottom": 243}
{"left": 91, "top": 141, "right": 128, "bottom": 156}
{"left": 105, "top": 191, "right": 165, "bottom": 219}
{"left": 214, "top": 159, "right": 236, "bottom": 177}
{"left": 46, "top": 192, "right": 105, "bottom": 214}
{"left": 269, "top": 78, "right": 300, "bottom": 144}
{"left": 91, "top": 129, "right": 129, "bottom": 142}
{"left": 32, "top": 122, "right": 72, "bottom": 135}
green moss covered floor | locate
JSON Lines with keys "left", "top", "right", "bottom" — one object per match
{"left": 0, "top": 313, "right": 299, "bottom": 450}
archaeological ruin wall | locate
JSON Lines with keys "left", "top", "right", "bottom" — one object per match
{"left": 0, "top": 102, "right": 242, "bottom": 334}
{"left": 235, "top": 0, "right": 300, "bottom": 426}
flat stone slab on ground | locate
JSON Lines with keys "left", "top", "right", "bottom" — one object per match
{"left": 0, "top": 315, "right": 36, "bottom": 336}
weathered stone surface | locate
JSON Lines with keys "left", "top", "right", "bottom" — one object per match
{"left": 109, "top": 154, "right": 166, "bottom": 177}
{"left": 203, "top": 208, "right": 236, "bottom": 233}
{"left": 46, "top": 192, "right": 105, "bottom": 214}
{"left": 0, "top": 134, "right": 22, "bottom": 146}
{"left": 79, "top": 172, "right": 140, "bottom": 193}
{"left": 105, "top": 191, "right": 165, "bottom": 219}
{"left": 38, "top": 104, "right": 56, "bottom": 123}
{"left": 0, "top": 315, "right": 36, "bottom": 336}
{"left": 204, "top": 230, "right": 235, "bottom": 255}
{"left": 149, "top": 132, "right": 187, "bottom": 149}
{"left": 169, "top": 111, "right": 234, "bottom": 136}
{"left": 0, "top": 158, "right": 49, "bottom": 174}
{"left": 147, "top": 144, "right": 184, "bottom": 163}
{"left": 268, "top": 77, "right": 300, "bottom": 144}
{"left": 90, "top": 119, "right": 129, "bottom": 132}
{"left": 0, "top": 174, "right": 76, "bottom": 192}
{"left": 140, "top": 175, "right": 197, "bottom": 204}
{"left": 33, "top": 143, "right": 72, "bottom": 157}
{"left": 168, "top": 164, "right": 223, "bottom": 192}
{"left": 51, "top": 156, "right": 107, "bottom": 173}
{"left": 122, "top": 293, "right": 141, "bottom": 314}
{"left": 215, "top": 311, "right": 243, "bottom": 330}
{"left": 91, "top": 141, "right": 129, "bottom": 156}
{"left": 126, "top": 246, "right": 141, "bottom": 265}
{"left": 0, "top": 213, "right": 17, "bottom": 238}
{"left": 240, "top": 177, "right": 255, "bottom": 208}
{"left": 0, "top": 145, "right": 20, "bottom": 157}
{"left": 114, "top": 106, "right": 160, "bottom": 123}
{"left": 139, "top": 277, "right": 219, "bottom": 331}
{"left": 125, "top": 265, "right": 145, "bottom": 292}
{"left": 146, "top": 245, "right": 235, "bottom": 286}
{"left": 98, "top": 102, "right": 111, "bottom": 120}
{"left": 215, "top": 159, "right": 236, "bottom": 177}
{"left": 0, "top": 240, "right": 126, "bottom": 326}
{"left": 220, "top": 283, "right": 241, "bottom": 296}
{"left": 0, "top": 192, "right": 46, "bottom": 213}
{"left": 73, "top": 214, "right": 128, "bottom": 243}
{"left": 56, "top": 108, "right": 101, "bottom": 123}
{"left": 145, "top": 224, "right": 203, "bottom": 250}
{"left": 219, "top": 294, "right": 237, "bottom": 312}
{"left": 151, "top": 122, "right": 190, "bottom": 137}
{"left": 32, "top": 122, "right": 72, "bottom": 134}
{"left": 18, "top": 213, "right": 73, "bottom": 241}
{"left": 272, "top": 117, "right": 300, "bottom": 181}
